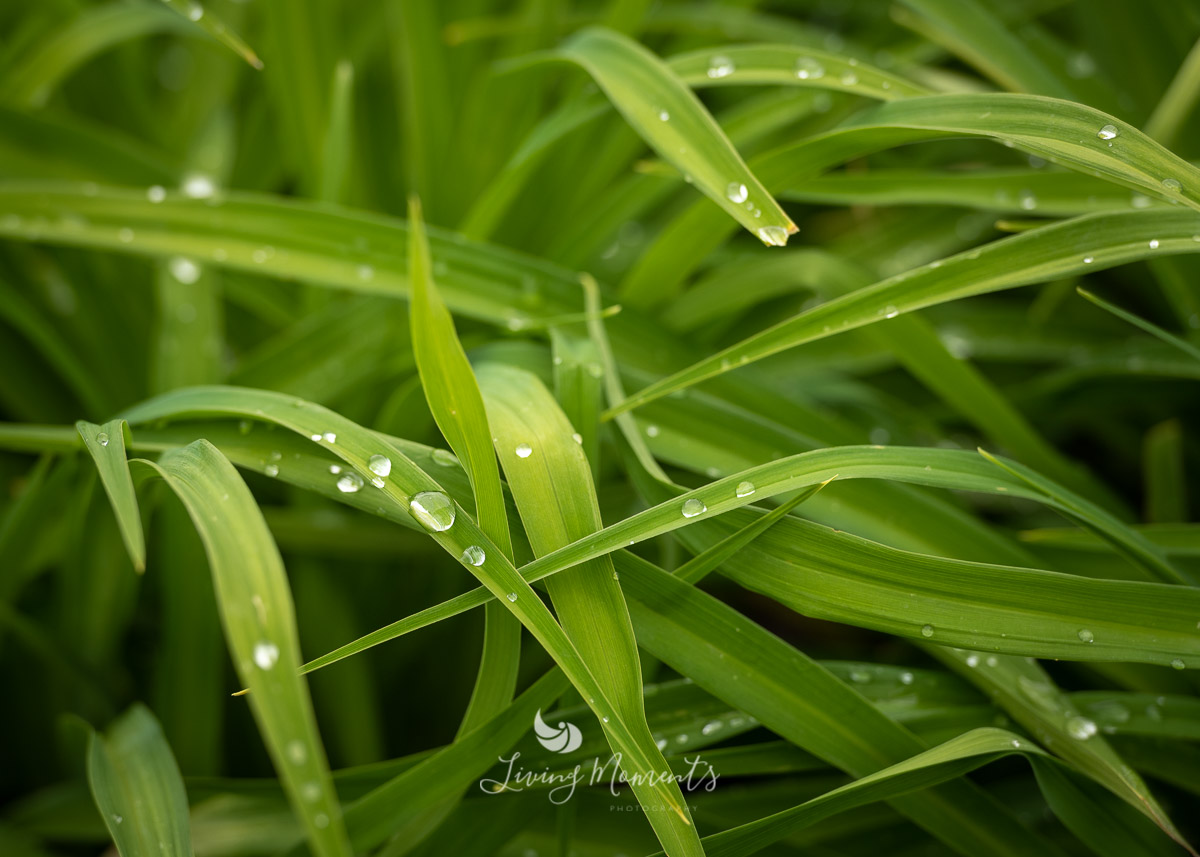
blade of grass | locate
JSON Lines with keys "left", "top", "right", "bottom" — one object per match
{"left": 132, "top": 441, "right": 352, "bottom": 857}
{"left": 557, "top": 27, "right": 796, "bottom": 245}
{"left": 1077, "top": 287, "right": 1200, "bottom": 363}
{"left": 159, "top": 0, "right": 263, "bottom": 70}
{"left": 87, "top": 704, "right": 192, "bottom": 857}
{"left": 409, "top": 194, "right": 520, "bottom": 737}
{"left": 76, "top": 419, "right": 144, "bottom": 572}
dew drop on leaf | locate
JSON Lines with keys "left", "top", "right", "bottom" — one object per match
{"left": 336, "top": 472, "right": 363, "bottom": 493}
{"left": 515, "top": 443, "right": 533, "bottom": 458}
{"left": 460, "top": 545, "right": 486, "bottom": 566}
{"left": 368, "top": 454, "right": 391, "bottom": 477}
{"left": 725, "top": 182, "right": 748, "bottom": 204}
{"left": 253, "top": 641, "right": 279, "bottom": 670}
{"left": 682, "top": 498, "right": 707, "bottom": 518}
{"left": 735, "top": 481, "right": 755, "bottom": 498}
{"left": 409, "top": 491, "right": 456, "bottom": 531}
{"left": 1097, "top": 124, "right": 1118, "bottom": 140}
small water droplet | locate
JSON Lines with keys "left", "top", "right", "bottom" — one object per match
{"left": 1162, "top": 178, "right": 1182, "bottom": 192}
{"left": 645, "top": 425, "right": 660, "bottom": 438}
{"left": 96, "top": 432, "right": 110, "bottom": 447}
{"left": 1149, "top": 239, "right": 1160, "bottom": 249}
{"left": 409, "top": 491, "right": 456, "bottom": 531}
{"left": 264, "top": 463, "right": 279, "bottom": 478}
{"left": 900, "top": 671, "right": 914, "bottom": 685}
{"left": 707, "top": 55, "right": 734, "bottom": 79}
{"left": 682, "top": 498, "right": 707, "bottom": 518}
{"left": 1066, "top": 715, "right": 1097, "bottom": 739}
{"left": 1131, "top": 193, "right": 1151, "bottom": 209}
{"left": 757, "top": 225, "right": 789, "bottom": 246}
{"left": 1082, "top": 255, "right": 1094, "bottom": 264}
{"left": 701, "top": 720, "right": 722, "bottom": 735}
{"left": 368, "top": 454, "right": 391, "bottom": 477}
{"left": 147, "top": 185, "right": 166, "bottom": 203}
{"left": 1018, "top": 189, "right": 1037, "bottom": 210}
{"left": 726, "top": 182, "right": 748, "bottom": 204}
{"left": 656, "top": 738, "right": 668, "bottom": 750}
{"left": 506, "top": 591, "right": 518, "bottom": 602}
{"left": 883, "top": 306, "right": 899, "bottom": 319}
{"left": 657, "top": 109, "right": 669, "bottom": 121}
{"left": 314, "top": 813, "right": 329, "bottom": 829}
{"left": 253, "top": 640, "right": 279, "bottom": 670}
{"left": 168, "top": 256, "right": 201, "bottom": 284}
{"left": 112, "top": 814, "right": 123, "bottom": 824}
{"left": 1171, "top": 658, "right": 1185, "bottom": 670}
{"left": 735, "top": 481, "right": 755, "bottom": 498}
{"left": 572, "top": 432, "right": 583, "bottom": 444}
{"left": 118, "top": 228, "right": 134, "bottom": 243}
{"left": 461, "top": 545, "right": 486, "bottom": 566}
{"left": 794, "top": 57, "right": 824, "bottom": 79}
{"left": 287, "top": 740, "right": 307, "bottom": 764}
{"left": 357, "top": 264, "right": 375, "bottom": 281}
{"left": 323, "top": 432, "right": 336, "bottom": 443}
{"left": 920, "top": 624, "right": 934, "bottom": 637}
{"left": 1097, "top": 124, "right": 1119, "bottom": 140}
{"left": 432, "top": 448, "right": 459, "bottom": 467}
{"left": 302, "top": 781, "right": 321, "bottom": 802}
{"left": 515, "top": 442, "right": 532, "bottom": 458}
{"left": 182, "top": 173, "right": 215, "bottom": 199}
{"left": 1011, "top": 739, "right": 1021, "bottom": 748}
{"left": 1077, "top": 629, "right": 1094, "bottom": 643}
{"left": 186, "top": 1, "right": 203, "bottom": 21}
{"left": 841, "top": 71, "right": 858, "bottom": 85}
{"left": 336, "top": 472, "right": 364, "bottom": 494}
{"left": 965, "top": 654, "right": 980, "bottom": 668}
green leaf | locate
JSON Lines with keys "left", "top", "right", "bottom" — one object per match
{"left": 87, "top": 704, "right": 193, "bottom": 857}
{"left": 1077, "top": 287, "right": 1200, "bottom": 363}
{"left": 76, "top": 419, "right": 144, "bottom": 572}
{"left": 133, "top": 441, "right": 352, "bottom": 857}
{"left": 557, "top": 27, "right": 797, "bottom": 245}
{"left": 159, "top": 0, "right": 263, "bottom": 70}
{"left": 608, "top": 210, "right": 1200, "bottom": 416}
{"left": 476, "top": 363, "right": 705, "bottom": 857}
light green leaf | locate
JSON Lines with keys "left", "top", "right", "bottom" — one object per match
{"left": 558, "top": 27, "right": 796, "bottom": 245}
{"left": 76, "top": 419, "right": 144, "bottom": 572}
{"left": 87, "top": 704, "right": 193, "bottom": 857}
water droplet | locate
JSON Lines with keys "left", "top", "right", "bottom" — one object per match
{"left": 645, "top": 425, "right": 660, "bottom": 438}
{"left": 186, "top": 1, "right": 203, "bottom": 21}
{"left": 370, "top": 476, "right": 384, "bottom": 489}
{"left": 656, "top": 738, "right": 668, "bottom": 750}
{"left": 357, "top": 264, "right": 375, "bottom": 281}
{"left": 1066, "top": 715, "right": 1097, "bottom": 740}
{"left": 657, "top": 109, "right": 669, "bottom": 121}
{"left": 506, "top": 592, "right": 518, "bottom": 602}
{"left": 461, "top": 545, "right": 486, "bottom": 566}
{"left": 314, "top": 813, "right": 329, "bottom": 829}
{"left": 147, "top": 185, "right": 166, "bottom": 203}
{"left": 849, "top": 668, "right": 871, "bottom": 683}
{"left": 1018, "top": 189, "right": 1037, "bottom": 210}
{"left": 899, "top": 671, "right": 914, "bottom": 685}
{"left": 253, "top": 641, "right": 279, "bottom": 670}
{"left": 572, "top": 432, "right": 583, "bottom": 444}
{"left": 883, "top": 306, "right": 899, "bottom": 319}
{"left": 707, "top": 55, "right": 734, "bottom": 78}
{"left": 112, "top": 813, "right": 123, "bottom": 824}
{"left": 757, "top": 225, "right": 789, "bottom": 246}
{"left": 841, "top": 72, "right": 858, "bottom": 85}
{"left": 965, "top": 654, "right": 980, "bottom": 668}
{"left": 336, "top": 472, "right": 364, "bottom": 494}
{"left": 1082, "top": 255, "right": 1094, "bottom": 264}
{"left": 238, "top": 419, "right": 253, "bottom": 435}
{"left": 432, "top": 448, "right": 459, "bottom": 467}
{"left": 96, "top": 432, "right": 110, "bottom": 447}
{"left": 515, "top": 442, "right": 533, "bottom": 458}
{"left": 323, "top": 432, "right": 336, "bottom": 443}
{"left": 1163, "top": 178, "right": 1182, "bottom": 192}
{"left": 1077, "top": 629, "right": 1094, "bottom": 643}
{"left": 409, "top": 491, "right": 456, "bottom": 531}
{"left": 794, "top": 57, "right": 824, "bottom": 79}
{"left": 1131, "top": 193, "right": 1151, "bottom": 209}
{"left": 287, "top": 740, "right": 307, "bottom": 764}
{"left": 368, "top": 454, "right": 391, "bottom": 477}
{"left": 182, "top": 173, "right": 215, "bottom": 199}
{"left": 118, "top": 228, "right": 134, "bottom": 243}
{"left": 735, "top": 481, "right": 755, "bottom": 498}
{"left": 701, "top": 720, "right": 722, "bottom": 735}
{"left": 1171, "top": 658, "right": 1185, "bottom": 670}
{"left": 1097, "top": 124, "right": 1119, "bottom": 140}
{"left": 726, "top": 182, "right": 748, "bottom": 204}
{"left": 302, "top": 781, "right": 321, "bottom": 802}
{"left": 920, "top": 624, "right": 934, "bottom": 637}
{"left": 168, "top": 256, "right": 201, "bottom": 284}
{"left": 1011, "top": 739, "right": 1021, "bottom": 748}
{"left": 682, "top": 498, "right": 707, "bottom": 518}
{"left": 264, "top": 464, "right": 279, "bottom": 478}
